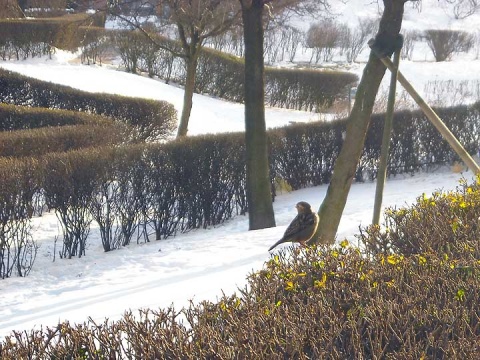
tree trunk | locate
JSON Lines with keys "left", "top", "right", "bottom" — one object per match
{"left": 312, "top": 0, "right": 405, "bottom": 244}
{"left": 241, "top": 0, "right": 276, "bottom": 230}
{"left": 176, "top": 54, "right": 198, "bottom": 138}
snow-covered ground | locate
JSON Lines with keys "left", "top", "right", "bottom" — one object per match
{"left": 0, "top": 51, "right": 320, "bottom": 136}
{"left": 1, "top": 0, "right": 480, "bottom": 339}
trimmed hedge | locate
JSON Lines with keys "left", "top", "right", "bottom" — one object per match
{"left": 0, "top": 20, "right": 356, "bottom": 112}
{"left": 112, "top": 31, "right": 358, "bottom": 111}
{"left": 1, "top": 99, "right": 480, "bottom": 257}
{"left": 266, "top": 67, "right": 357, "bottom": 112}
{"left": 0, "top": 13, "right": 106, "bottom": 59}
{"left": 1, "top": 99, "right": 479, "bottom": 259}
{"left": 1, "top": 178, "right": 480, "bottom": 357}
{"left": 42, "top": 148, "right": 106, "bottom": 259}
{"left": 0, "top": 124, "right": 123, "bottom": 158}
{"left": 0, "top": 103, "right": 115, "bottom": 131}
{"left": 0, "top": 68, "right": 177, "bottom": 142}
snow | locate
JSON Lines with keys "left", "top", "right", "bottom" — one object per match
{"left": 1, "top": 0, "right": 480, "bottom": 339}
{"left": 0, "top": 51, "right": 318, "bottom": 136}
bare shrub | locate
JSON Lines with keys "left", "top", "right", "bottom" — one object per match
{"left": 42, "top": 150, "right": 103, "bottom": 259}
{"left": 114, "top": 30, "right": 144, "bottom": 74}
{"left": 79, "top": 31, "right": 111, "bottom": 66}
{"left": 0, "top": 157, "right": 39, "bottom": 278}
{"left": 423, "top": 29, "right": 474, "bottom": 61}
{"left": 112, "top": 146, "right": 147, "bottom": 247}
{"left": 445, "top": 0, "right": 480, "bottom": 19}
{"left": 401, "top": 30, "right": 419, "bottom": 60}
{"left": 306, "top": 20, "right": 343, "bottom": 63}
{"left": 359, "top": 178, "right": 480, "bottom": 258}
{"left": 264, "top": 26, "right": 304, "bottom": 64}
{"left": 372, "top": 87, "right": 416, "bottom": 114}
{"left": 423, "top": 79, "right": 480, "bottom": 107}
{"left": 339, "top": 17, "right": 378, "bottom": 62}
{"left": 474, "top": 30, "right": 480, "bottom": 59}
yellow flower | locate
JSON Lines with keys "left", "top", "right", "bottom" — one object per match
{"left": 314, "top": 273, "right": 328, "bottom": 289}
{"left": 418, "top": 255, "right": 427, "bottom": 266}
{"left": 455, "top": 288, "right": 466, "bottom": 301}
{"left": 285, "top": 281, "right": 295, "bottom": 291}
{"left": 387, "top": 254, "right": 401, "bottom": 265}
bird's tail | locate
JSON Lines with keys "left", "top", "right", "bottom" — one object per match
{"left": 268, "top": 238, "right": 287, "bottom": 251}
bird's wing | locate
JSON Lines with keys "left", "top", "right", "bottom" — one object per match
{"left": 269, "top": 213, "right": 318, "bottom": 251}
{"left": 282, "top": 213, "right": 308, "bottom": 239}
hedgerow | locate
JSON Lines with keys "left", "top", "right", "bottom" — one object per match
{"left": 0, "top": 103, "right": 114, "bottom": 131}
{"left": 0, "top": 13, "right": 106, "bottom": 59}
{"left": 0, "top": 124, "right": 123, "bottom": 158}
{"left": 0, "top": 69, "right": 177, "bottom": 142}
{"left": 111, "top": 30, "right": 358, "bottom": 112}
{"left": 1, "top": 98, "right": 479, "bottom": 259}
{"left": 1, "top": 176, "right": 479, "bottom": 358}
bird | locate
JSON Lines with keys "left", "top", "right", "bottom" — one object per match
{"left": 268, "top": 201, "right": 319, "bottom": 251}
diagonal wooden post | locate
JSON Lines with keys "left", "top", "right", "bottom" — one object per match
{"left": 370, "top": 47, "right": 480, "bottom": 175}
{"left": 372, "top": 47, "right": 401, "bottom": 226}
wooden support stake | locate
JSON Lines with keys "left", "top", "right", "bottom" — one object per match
{"left": 372, "top": 48, "right": 401, "bottom": 226}
{"left": 372, "top": 51, "right": 480, "bottom": 175}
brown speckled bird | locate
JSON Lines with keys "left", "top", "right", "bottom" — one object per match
{"left": 268, "top": 201, "right": 319, "bottom": 251}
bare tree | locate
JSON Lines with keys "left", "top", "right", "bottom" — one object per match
{"left": 424, "top": 29, "right": 474, "bottom": 62}
{"left": 109, "top": 1, "right": 241, "bottom": 138}
{"left": 155, "top": 0, "right": 241, "bottom": 137}
{"left": 306, "top": 20, "right": 342, "bottom": 63}
{"left": 401, "top": 29, "right": 419, "bottom": 60}
{"left": 339, "top": 17, "right": 378, "bottom": 63}
{"left": 239, "top": 0, "right": 329, "bottom": 231}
